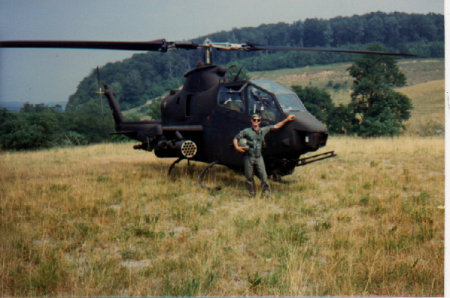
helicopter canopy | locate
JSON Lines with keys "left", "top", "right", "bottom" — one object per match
{"left": 251, "top": 80, "right": 307, "bottom": 112}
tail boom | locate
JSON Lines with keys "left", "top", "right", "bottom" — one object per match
{"left": 103, "top": 84, "right": 125, "bottom": 125}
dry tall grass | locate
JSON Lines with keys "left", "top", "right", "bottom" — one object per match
{"left": 399, "top": 80, "right": 444, "bottom": 136}
{"left": 0, "top": 136, "right": 444, "bottom": 296}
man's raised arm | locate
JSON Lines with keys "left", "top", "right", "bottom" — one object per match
{"left": 274, "top": 115, "right": 295, "bottom": 129}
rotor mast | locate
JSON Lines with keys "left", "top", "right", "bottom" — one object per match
{"left": 203, "top": 38, "right": 213, "bottom": 65}
{"left": 201, "top": 38, "right": 252, "bottom": 65}
{"left": 204, "top": 47, "right": 212, "bottom": 65}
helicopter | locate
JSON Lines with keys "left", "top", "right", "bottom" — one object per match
{"left": 0, "top": 39, "right": 417, "bottom": 189}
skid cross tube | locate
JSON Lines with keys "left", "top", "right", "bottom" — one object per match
{"left": 167, "top": 157, "right": 184, "bottom": 181}
{"left": 297, "top": 151, "right": 337, "bottom": 167}
{"left": 198, "top": 161, "right": 222, "bottom": 190}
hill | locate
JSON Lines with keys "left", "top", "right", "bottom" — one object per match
{"left": 122, "top": 98, "right": 162, "bottom": 120}
{"left": 398, "top": 80, "right": 444, "bottom": 136}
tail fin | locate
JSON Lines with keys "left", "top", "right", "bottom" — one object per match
{"left": 103, "top": 84, "right": 125, "bottom": 125}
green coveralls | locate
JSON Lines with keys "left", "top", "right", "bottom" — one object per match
{"left": 234, "top": 125, "right": 275, "bottom": 197}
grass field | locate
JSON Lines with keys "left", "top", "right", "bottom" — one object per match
{"left": 0, "top": 136, "right": 444, "bottom": 296}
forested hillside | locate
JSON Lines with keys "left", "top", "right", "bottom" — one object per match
{"left": 67, "top": 12, "right": 443, "bottom": 111}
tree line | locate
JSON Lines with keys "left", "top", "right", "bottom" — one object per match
{"left": 0, "top": 102, "right": 118, "bottom": 150}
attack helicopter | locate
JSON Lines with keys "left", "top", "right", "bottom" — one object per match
{"left": 0, "top": 39, "right": 417, "bottom": 189}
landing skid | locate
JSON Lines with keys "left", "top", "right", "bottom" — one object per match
{"left": 167, "top": 158, "right": 221, "bottom": 190}
{"left": 269, "top": 151, "right": 337, "bottom": 180}
{"left": 198, "top": 161, "right": 222, "bottom": 190}
{"left": 270, "top": 174, "right": 291, "bottom": 183}
{"left": 297, "top": 151, "right": 337, "bottom": 166}
{"left": 167, "top": 157, "right": 184, "bottom": 181}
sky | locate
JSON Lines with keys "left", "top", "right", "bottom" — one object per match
{"left": 0, "top": 0, "right": 445, "bottom": 105}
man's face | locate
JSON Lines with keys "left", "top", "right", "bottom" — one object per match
{"left": 251, "top": 116, "right": 261, "bottom": 129}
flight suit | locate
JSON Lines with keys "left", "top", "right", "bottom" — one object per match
{"left": 234, "top": 125, "right": 275, "bottom": 197}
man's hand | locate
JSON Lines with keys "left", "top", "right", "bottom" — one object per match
{"left": 286, "top": 115, "right": 295, "bottom": 122}
{"left": 233, "top": 138, "right": 246, "bottom": 153}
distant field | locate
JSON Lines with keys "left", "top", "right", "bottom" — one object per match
{"left": 251, "top": 58, "right": 444, "bottom": 135}
{"left": 250, "top": 58, "right": 444, "bottom": 101}
{"left": 398, "top": 80, "right": 444, "bottom": 136}
{"left": 1, "top": 137, "right": 444, "bottom": 296}
{"left": 123, "top": 99, "right": 161, "bottom": 121}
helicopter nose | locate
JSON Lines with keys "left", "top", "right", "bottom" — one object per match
{"left": 289, "top": 111, "right": 328, "bottom": 151}
{"left": 290, "top": 111, "right": 327, "bottom": 133}
{"left": 303, "top": 131, "right": 328, "bottom": 150}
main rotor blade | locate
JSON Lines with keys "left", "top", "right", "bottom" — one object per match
{"left": 0, "top": 39, "right": 417, "bottom": 57}
{"left": 0, "top": 40, "right": 199, "bottom": 52}
{"left": 96, "top": 66, "right": 101, "bottom": 88}
{"left": 245, "top": 44, "right": 418, "bottom": 57}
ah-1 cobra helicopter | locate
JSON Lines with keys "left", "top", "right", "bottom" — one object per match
{"left": 0, "top": 39, "right": 417, "bottom": 189}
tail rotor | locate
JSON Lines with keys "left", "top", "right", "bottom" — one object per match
{"left": 95, "top": 66, "right": 105, "bottom": 120}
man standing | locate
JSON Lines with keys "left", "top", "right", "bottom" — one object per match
{"left": 233, "top": 113, "right": 295, "bottom": 197}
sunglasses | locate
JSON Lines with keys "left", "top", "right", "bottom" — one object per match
{"left": 252, "top": 118, "right": 261, "bottom": 123}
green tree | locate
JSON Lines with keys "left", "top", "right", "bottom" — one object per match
{"left": 291, "top": 85, "right": 335, "bottom": 124}
{"left": 147, "top": 100, "right": 162, "bottom": 120}
{"left": 326, "top": 104, "right": 358, "bottom": 135}
{"left": 347, "top": 43, "right": 413, "bottom": 136}
{"left": 0, "top": 106, "right": 58, "bottom": 150}
{"left": 62, "top": 100, "right": 114, "bottom": 144}
{"left": 292, "top": 85, "right": 358, "bottom": 135}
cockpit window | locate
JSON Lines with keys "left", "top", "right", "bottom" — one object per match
{"left": 218, "top": 85, "right": 245, "bottom": 113}
{"left": 248, "top": 85, "right": 280, "bottom": 121}
{"left": 251, "top": 80, "right": 307, "bottom": 112}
